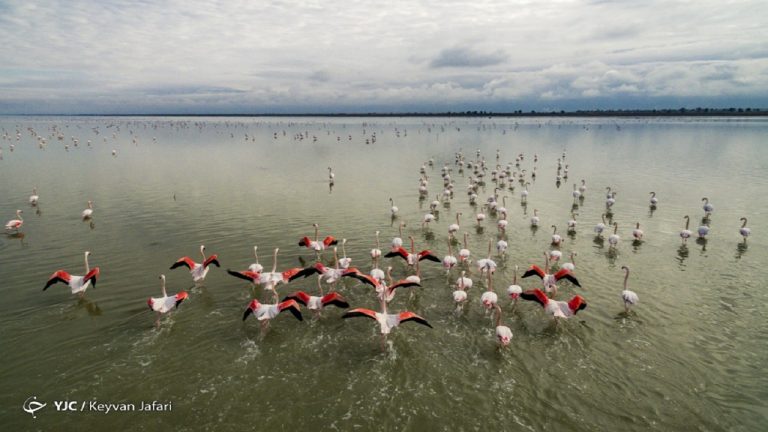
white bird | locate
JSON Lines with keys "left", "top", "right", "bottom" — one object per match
{"left": 4, "top": 209, "right": 23, "bottom": 232}
{"left": 567, "top": 213, "right": 577, "bottom": 232}
{"left": 632, "top": 223, "right": 644, "bottom": 241}
{"left": 458, "top": 233, "right": 471, "bottom": 262}
{"left": 578, "top": 179, "right": 587, "bottom": 196}
{"left": 44, "top": 251, "right": 100, "bottom": 297}
{"left": 594, "top": 213, "right": 607, "bottom": 237}
{"left": 480, "top": 270, "right": 498, "bottom": 310}
{"left": 697, "top": 224, "right": 710, "bottom": 239}
{"left": 531, "top": 209, "right": 540, "bottom": 227}
{"left": 170, "top": 245, "right": 220, "bottom": 282}
{"left": 680, "top": 216, "right": 692, "bottom": 244}
{"left": 453, "top": 270, "right": 471, "bottom": 303}
{"left": 389, "top": 197, "right": 399, "bottom": 217}
{"left": 506, "top": 265, "right": 522, "bottom": 305}
{"left": 370, "top": 231, "right": 382, "bottom": 259}
{"left": 422, "top": 212, "right": 435, "bottom": 228}
{"left": 29, "top": 187, "right": 39, "bottom": 206}
{"left": 248, "top": 246, "right": 264, "bottom": 273}
{"left": 739, "top": 217, "right": 751, "bottom": 242}
{"left": 561, "top": 252, "right": 576, "bottom": 272}
{"left": 496, "top": 239, "right": 508, "bottom": 256}
{"left": 620, "top": 266, "right": 639, "bottom": 313}
{"left": 391, "top": 222, "right": 405, "bottom": 250}
{"left": 476, "top": 241, "right": 497, "bottom": 275}
{"left": 494, "top": 304, "right": 513, "bottom": 347}
{"left": 702, "top": 197, "right": 714, "bottom": 215}
{"left": 608, "top": 222, "right": 620, "bottom": 247}
{"left": 328, "top": 167, "right": 335, "bottom": 183}
{"left": 442, "top": 240, "right": 458, "bottom": 272}
{"left": 649, "top": 191, "right": 658, "bottom": 206}
{"left": 520, "top": 288, "right": 587, "bottom": 322}
{"left": 81, "top": 200, "right": 94, "bottom": 219}
{"left": 551, "top": 225, "right": 562, "bottom": 246}
{"left": 572, "top": 183, "right": 581, "bottom": 200}
{"left": 521, "top": 182, "right": 530, "bottom": 201}
{"left": 448, "top": 212, "right": 462, "bottom": 238}
{"left": 147, "top": 274, "right": 189, "bottom": 327}
{"left": 338, "top": 239, "right": 352, "bottom": 269}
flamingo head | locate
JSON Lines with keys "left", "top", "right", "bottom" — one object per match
{"left": 497, "top": 332, "right": 512, "bottom": 346}
{"left": 507, "top": 284, "right": 522, "bottom": 299}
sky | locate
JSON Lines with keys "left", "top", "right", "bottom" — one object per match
{"left": 0, "top": 0, "right": 767, "bottom": 114}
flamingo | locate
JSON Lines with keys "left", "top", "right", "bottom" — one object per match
{"left": 170, "top": 245, "right": 220, "bottom": 282}
{"left": 497, "top": 196, "right": 508, "bottom": 218}
{"left": 567, "top": 213, "right": 577, "bottom": 232}
{"left": 458, "top": 233, "right": 471, "bottom": 263}
{"left": 291, "top": 247, "right": 348, "bottom": 288}
{"left": 608, "top": 222, "right": 620, "bottom": 247}
{"left": 44, "top": 251, "right": 100, "bottom": 297}
{"left": 242, "top": 299, "right": 303, "bottom": 333}
{"left": 4, "top": 210, "right": 23, "bottom": 232}
{"left": 283, "top": 291, "right": 349, "bottom": 315}
{"left": 338, "top": 239, "right": 352, "bottom": 269}
{"left": 476, "top": 240, "right": 497, "bottom": 275}
{"left": 740, "top": 217, "right": 751, "bottom": 242}
{"left": 246, "top": 246, "right": 263, "bottom": 273}
{"left": 572, "top": 183, "right": 581, "bottom": 201}
{"left": 298, "top": 223, "right": 338, "bottom": 252}
{"left": 632, "top": 223, "right": 644, "bottom": 241}
{"left": 480, "top": 270, "right": 498, "bottom": 310}
{"left": 606, "top": 192, "right": 616, "bottom": 208}
{"left": 548, "top": 250, "right": 562, "bottom": 262}
{"left": 476, "top": 212, "right": 486, "bottom": 225}
{"left": 620, "top": 266, "right": 639, "bottom": 313}
{"left": 579, "top": 179, "right": 587, "bottom": 196}
{"left": 521, "top": 182, "right": 530, "bottom": 201}
{"left": 506, "top": 265, "right": 522, "bottom": 305}
{"left": 226, "top": 248, "right": 304, "bottom": 298}
{"left": 389, "top": 197, "right": 399, "bottom": 217}
{"left": 520, "top": 288, "right": 587, "bottom": 322}
{"left": 147, "top": 274, "right": 189, "bottom": 327}
{"left": 531, "top": 209, "right": 540, "bottom": 227}
{"left": 370, "top": 231, "right": 382, "bottom": 259}
{"left": 453, "top": 270, "right": 471, "bottom": 304}
{"left": 702, "top": 197, "right": 714, "bottom": 215}
{"left": 448, "top": 212, "right": 462, "bottom": 239}
{"left": 551, "top": 225, "right": 562, "bottom": 246}
{"left": 522, "top": 252, "right": 581, "bottom": 295}
{"left": 422, "top": 212, "right": 436, "bottom": 228}
{"left": 562, "top": 252, "right": 576, "bottom": 272}
{"left": 697, "top": 223, "right": 710, "bottom": 239}
{"left": 649, "top": 192, "right": 658, "bottom": 206}
{"left": 391, "top": 222, "right": 405, "bottom": 250}
{"left": 594, "top": 213, "right": 607, "bottom": 237}
{"left": 496, "top": 239, "right": 508, "bottom": 257}
{"left": 81, "top": 200, "right": 94, "bottom": 219}
{"left": 342, "top": 295, "right": 432, "bottom": 349}
{"left": 385, "top": 235, "right": 441, "bottom": 266}
{"left": 328, "top": 167, "right": 335, "bottom": 183}
{"left": 342, "top": 267, "right": 420, "bottom": 303}
{"left": 442, "top": 240, "right": 458, "bottom": 272}
{"left": 29, "top": 187, "right": 39, "bottom": 206}
{"left": 494, "top": 304, "right": 513, "bottom": 347}
{"left": 680, "top": 216, "right": 692, "bottom": 244}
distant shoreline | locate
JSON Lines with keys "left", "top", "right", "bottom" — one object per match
{"left": 2, "top": 108, "right": 766, "bottom": 118}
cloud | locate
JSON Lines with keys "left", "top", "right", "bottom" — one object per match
{"left": 429, "top": 46, "right": 508, "bottom": 68}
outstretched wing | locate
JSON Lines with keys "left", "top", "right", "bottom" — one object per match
{"left": 554, "top": 269, "right": 581, "bottom": 287}
{"left": 384, "top": 247, "right": 409, "bottom": 261}
{"left": 83, "top": 267, "right": 100, "bottom": 288}
{"left": 417, "top": 250, "right": 441, "bottom": 263}
{"left": 323, "top": 236, "right": 338, "bottom": 247}
{"left": 203, "top": 255, "right": 220, "bottom": 269}
{"left": 283, "top": 291, "right": 311, "bottom": 306}
{"left": 44, "top": 270, "right": 71, "bottom": 291}
{"left": 342, "top": 308, "right": 377, "bottom": 321}
{"left": 170, "top": 257, "right": 196, "bottom": 270}
{"left": 321, "top": 292, "right": 349, "bottom": 309}
{"left": 226, "top": 269, "right": 260, "bottom": 282}
{"left": 398, "top": 311, "right": 433, "bottom": 328}
{"left": 520, "top": 288, "right": 548, "bottom": 308}
{"left": 341, "top": 269, "right": 379, "bottom": 288}
{"left": 522, "top": 265, "right": 545, "bottom": 279}
{"left": 277, "top": 299, "right": 303, "bottom": 321}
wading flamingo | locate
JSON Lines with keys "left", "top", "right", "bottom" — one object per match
{"left": 298, "top": 223, "right": 338, "bottom": 252}
{"left": 170, "top": 245, "right": 220, "bottom": 282}
{"left": 44, "top": 251, "right": 100, "bottom": 297}
{"left": 148, "top": 274, "right": 188, "bottom": 327}
{"left": 739, "top": 217, "right": 751, "bottom": 242}
{"left": 4, "top": 210, "right": 23, "bottom": 232}
{"left": 522, "top": 252, "right": 581, "bottom": 295}
{"left": 520, "top": 288, "right": 587, "bottom": 323}
{"left": 680, "top": 216, "right": 692, "bottom": 244}
{"left": 29, "top": 187, "right": 39, "bottom": 206}
{"left": 494, "top": 304, "right": 512, "bottom": 347}
{"left": 342, "top": 295, "right": 432, "bottom": 350}
{"left": 82, "top": 200, "right": 94, "bottom": 219}
{"left": 620, "top": 266, "right": 639, "bottom": 314}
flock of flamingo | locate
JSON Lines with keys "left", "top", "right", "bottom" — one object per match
{"left": 2, "top": 122, "right": 755, "bottom": 351}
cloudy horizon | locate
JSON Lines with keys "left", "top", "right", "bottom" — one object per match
{"left": 1, "top": 0, "right": 767, "bottom": 114}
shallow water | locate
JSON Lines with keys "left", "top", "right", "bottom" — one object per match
{"left": 1, "top": 116, "right": 766, "bottom": 431}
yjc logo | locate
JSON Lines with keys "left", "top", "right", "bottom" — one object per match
{"left": 22, "top": 396, "right": 46, "bottom": 418}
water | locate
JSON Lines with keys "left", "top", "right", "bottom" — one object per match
{"left": 1, "top": 116, "right": 766, "bottom": 431}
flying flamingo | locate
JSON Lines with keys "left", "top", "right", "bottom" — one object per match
{"left": 290, "top": 247, "right": 349, "bottom": 290}
{"left": 147, "top": 274, "right": 189, "bottom": 327}
{"left": 494, "top": 304, "right": 512, "bottom": 347}
{"left": 242, "top": 299, "right": 303, "bottom": 334}
{"left": 298, "top": 223, "right": 338, "bottom": 252}
{"left": 632, "top": 223, "right": 644, "bottom": 241}
{"left": 342, "top": 294, "right": 432, "bottom": 350}
{"left": 226, "top": 248, "right": 304, "bottom": 299}
{"left": 520, "top": 288, "right": 587, "bottom": 323}
{"left": 620, "top": 266, "right": 639, "bottom": 314}
{"left": 4, "top": 210, "right": 23, "bottom": 232}
{"left": 680, "top": 216, "right": 692, "bottom": 244}
{"left": 342, "top": 267, "right": 420, "bottom": 303}
{"left": 29, "top": 187, "right": 39, "bottom": 206}
{"left": 739, "top": 217, "right": 751, "bottom": 242}
{"left": 44, "top": 251, "right": 100, "bottom": 297}
{"left": 81, "top": 200, "right": 94, "bottom": 219}
{"left": 522, "top": 252, "right": 581, "bottom": 295}
{"left": 385, "top": 235, "right": 441, "bottom": 266}
{"left": 702, "top": 197, "right": 714, "bottom": 216}
{"left": 170, "top": 245, "right": 220, "bottom": 282}
{"left": 476, "top": 240, "right": 497, "bottom": 275}
{"left": 283, "top": 289, "right": 349, "bottom": 317}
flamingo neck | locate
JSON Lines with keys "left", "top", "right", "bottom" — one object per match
{"left": 741, "top": 218, "right": 747, "bottom": 228}
{"left": 161, "top": 279, "right": 167, "bottom": 298}
{"left": 495, "top": 305, "right": 502, "bottom": 327}
{"left": 623, "top": 269, "right": 629, "bottom": 290}
{"left": 84, "top": 253, "right": 90, "bottom": 273}
{"left": 271, "top": 249, "right": 279, "bottom": 273}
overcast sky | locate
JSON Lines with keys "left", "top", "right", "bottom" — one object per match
{"left": 1, "top": 0, "right": 766, "bottom": 114}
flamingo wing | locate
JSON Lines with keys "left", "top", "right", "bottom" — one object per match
{"left": 522, "top": 265, "right": 546, "bottom": 279}
{"left": 322, "top": 236, "right": 338, "bottom": 247}
{"left": 242, "top": 300, "right": 259, "bottom": 321}
{"left": 175, "top": 291, "right": 189, "bottom": 309}
{"left": 170, "top": 257, "right": 196, "bottom": 270}
{"left": 321, "top": 292, "right": 350, "bottom": 309}
{"left": 289, "top": 265, "right": 323, "bottom": 281}
{"left": 283, "top": 291, "right": 311, "bottom": 306}
{"left": 554, "top": 269, "right": 581, "bottom": 287}
{"left": 417, "top": 250, "right": 441, "bottom": 263}
{"left": 384, "top": 247, "right": 409, "bottom": 261}
{"left": 520, "top": 288, "right": 549, "bottom": 308}
{"left": 282, "top": 267, "right": 306, "bottom": 282}
{"left": 342, "top": 308, "right": 377, "bottom": 321}
{"left": 277, "top": 299, "right": 303, "bottom": 321}
{"left": 226, "top": 269, "right": 260, "bottom": 282}
{"left": 203, "top": 255, "right": 220, "bottom": 269}
{"left": 83, "top": 267, "right": 100, "bottom": 288}
{"left": 398, "top": 312, "right": 433, "bottom": 328}
{"left": 43, "top": 270, "right": 71, "bottom": 291}
{"left": 341, "top": 269, "right": 379, "bottom": 288}
{"left": 390, "top": 280, "right": 421, "bottom": 290}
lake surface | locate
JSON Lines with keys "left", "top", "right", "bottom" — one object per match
{"left": 1, "top": 116, "right": 766, "bottom": 431}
